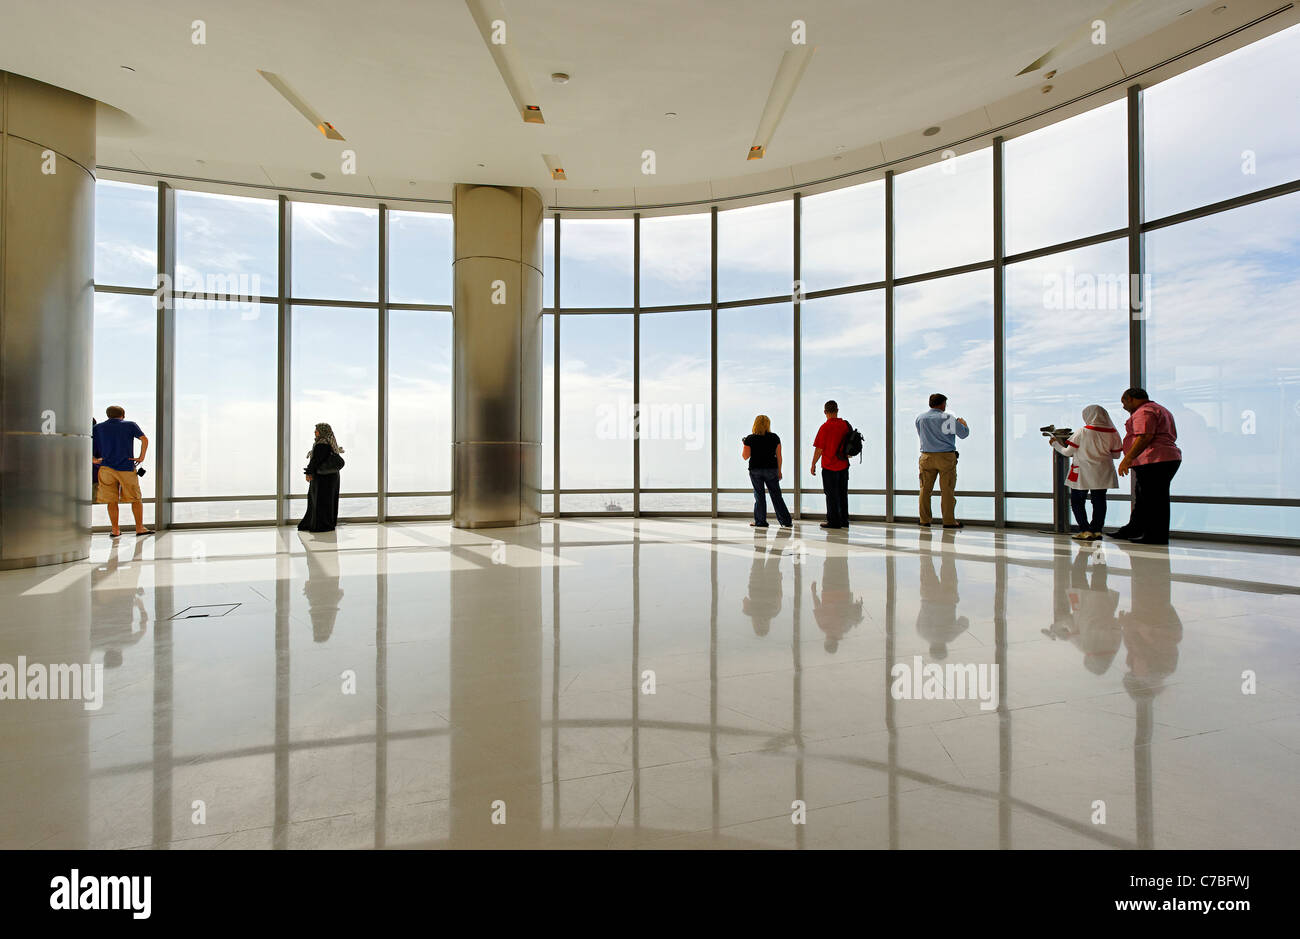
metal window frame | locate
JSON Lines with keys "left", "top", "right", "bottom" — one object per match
{"left": 90, "top": 23, "right": 1300, "bottom": 545}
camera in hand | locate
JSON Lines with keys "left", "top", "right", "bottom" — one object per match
{"left": 1040, "top": 424, "right": 1073, "bottom": 441}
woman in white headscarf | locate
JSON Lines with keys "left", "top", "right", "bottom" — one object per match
{"left": 299, "top": 422, "right": 345, "bottom": 532}
{"left": 1050, "top": 404, "right": 1124, "bottom": 541}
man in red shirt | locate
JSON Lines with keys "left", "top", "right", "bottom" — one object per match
{"left": 1113, "top": 387, "right": 1182, "bottom": 545}
{"left": 810, "top": 400, "right": 851, "bottom": 529}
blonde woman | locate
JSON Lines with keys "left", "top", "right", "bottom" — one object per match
{"left": 742, "top": 414, "right": 792, "bottom": 528}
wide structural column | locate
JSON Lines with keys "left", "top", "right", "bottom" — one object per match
{"left": 451, "top": 184, "right": 543, "bottom": 528}
{"left": 0, "top": 73, "right": 96, "bottom": 569}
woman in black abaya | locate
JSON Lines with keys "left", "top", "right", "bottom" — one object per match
{"left": 299, "top": 422, "right": 344, "bottom": 532}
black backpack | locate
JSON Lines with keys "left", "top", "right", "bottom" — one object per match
{"left": 838, "top": 423, "right": 864, "bottom": 462}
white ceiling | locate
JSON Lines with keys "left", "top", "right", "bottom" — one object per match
{"left": 0, "top": 0, "right": 1285, "bottom": 207}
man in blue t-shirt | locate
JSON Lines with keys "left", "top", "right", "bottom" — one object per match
{"left": 91, "top": 405, "right": 152, "bottom": 537}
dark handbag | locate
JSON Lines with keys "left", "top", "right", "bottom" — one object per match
{"left": 316, "top": 451, "right": 345, "bottom": 475}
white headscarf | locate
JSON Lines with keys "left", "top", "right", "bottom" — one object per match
{"left": 1081, "top": 404, "right": 1116, "bottom": 431}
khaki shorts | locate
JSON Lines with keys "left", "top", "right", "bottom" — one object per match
{"left": 98, "top": 466, "right": 142, "bottom": 505}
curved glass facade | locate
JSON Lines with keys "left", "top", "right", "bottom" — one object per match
{"left": 92, "top": 23, "right": 1300, "bottom": 538}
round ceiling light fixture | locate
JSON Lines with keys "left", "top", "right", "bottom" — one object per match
{"left": 1043, "top": 69, "right": 1057, "bottom": 79}
{"left": 1041, "top": 84, "right": 1054, "bottom": 94}
{"left": 310, "top": 172, "right": 326, "bottom": 180}
{"left": 1213, "top": 4, "right": 1228, "bottom": 13}
{"left": 120, "top": 65, "right": 135, "bottom": 72}
{"left": 476, "top": 162, "right": 486, "bottom": 168}
{"left": 551, "top": 72, "right": 570, "bottom": 84}
{"left": 922, "top": 126, "right": 941, "bottom": 137}
{"left": 664, "top": 111, "right": 677, "bottom": 118}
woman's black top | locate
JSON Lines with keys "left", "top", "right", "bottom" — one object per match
{"left": 743, "top": 432, "right": 780, "bottom": 471}
{"left": 304, "top": 442, "right": 334, "bottom": 476}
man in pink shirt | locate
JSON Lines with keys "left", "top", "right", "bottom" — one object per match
{"left": 1113, "top": 387, "right": 1182, "bottom": 545}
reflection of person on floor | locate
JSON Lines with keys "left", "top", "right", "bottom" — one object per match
{"left": 917, "top": 534, "right": 969, "bottom": 660}
{"left": 90, "top": 537, "right": 149, "bottom": 668}
{"left": 742, "top": 544, "right": 784, "bottom": 637}
{"left": 302, "top": 534, "right": 345, "bottom": 643}
{"left": 1043, "top": 547, "right": 1121, "bottom": 675}
{"left": 1120, "top": 549, "right": 1183, "bottom": 699}
{"left": 811, "top": 553, "right": 863, "bottom": 653}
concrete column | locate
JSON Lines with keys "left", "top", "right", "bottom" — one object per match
{"left": 0, "top": 72, "right": 96, "bottom": 569}
{"left": 451, "top": 184, "right": 543, "bottom": 529}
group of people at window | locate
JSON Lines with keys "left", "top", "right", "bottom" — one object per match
{"left": 740, "top": 387, "right": 1182, "bottom": 545}
{"left": 91, "top": 387, "right": 1181, "bottom": 545}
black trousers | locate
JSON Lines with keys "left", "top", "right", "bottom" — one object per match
{"left": 1070, "top": 489, "right": 1107, "bottom": 532}
{"left": 1131, "top": 460, "right": 1180, "bottom": 542}
{"left": 822, "top": 468, "right": 849, "bottom": 527}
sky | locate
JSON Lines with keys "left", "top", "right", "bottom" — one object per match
{"left": 92, "top": 23, "right": 1300, "bottom": 533}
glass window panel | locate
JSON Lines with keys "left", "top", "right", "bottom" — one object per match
{"left": 1005, "top": 240, "right": 1129, "bottom": 493}
{"left": 95, "top": 180, "right": 156, "bottom": 288}
{"left": 640, "top": 213, "right": 711, "bottom": 306}
{"left": 386, "top": 496, "right": 451, "bottom": 517}
{"left": 176, "top": 190, "right": 277, "bottom": 296}
{"left": 1145, "top": 23, "right": 1300, "bottom": 220}
{"left": 388, "top": 309, "right": 452, "bottom": 493}
{"left": 174, "top": 300, "right": 277, "bottom": 497}
{"left": 290, "top": 203, "right": 378, "bottom": 301}
{"left": 1004, "top": 100, "right": 1126, "bottom": 254}
{"left": 639, "top": 492, "right": 711, "bottom": 512}
{"left": 389, "top": 210, "right": 452, "bottom": 304}
{"left": 543, "top": 217, "right": 555, "bottom": 307}
{"left": 1168, "top": 503, "right": 1300, "bottom": 540}
{"left": 800, "top": 291, "right": 886, "bottom": 494}
{"left": 1146, "top": 192, "right": 1300, "bottom": 504}
{"left": 559, "top": 314, "right": 633, "bottom": 490}
{"left": 92, "top": 292, "right": 157, "bottom": 512}
{"left": 560, "top": 493, "right": 632, "bottom": 513}
{"left": 290, "top": 305, "right": 378, "bottom": 494}
{"left": 172, "top": 501, "right": 277, "bottom": 524}
{"left": 640, "top": 310, "right": 712, "bottom": 489}
{"left": 894, "top": 149, "right": 993, "bottom": 277}
{"left": 717, "top": 201, "right": 793, "bottom": 302}
{"left": 717, "top": 304, "right": 793, "bottom": 491}
{"left": 893, "top": 270, "right": 994, "bottom": 492}
{"left": 560, "top": 218, "right": 632, "bottom": 308}
{"left": 542, "top": 313, "right": 554, "bottom": 493}
{"left": 799, "top": 180, "right": 885, "bottom": 291}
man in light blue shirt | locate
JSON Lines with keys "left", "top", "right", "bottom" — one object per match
{"left": 915, "top": 393, "right": 968, "bottom": 529}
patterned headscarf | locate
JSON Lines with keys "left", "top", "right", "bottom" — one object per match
{"left": 309, "top": 422, "right": 345, "bottom": 458}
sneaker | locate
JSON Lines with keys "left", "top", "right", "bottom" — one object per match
{"left": 1071, "top": 531, "right": 1091, "bottom": 541}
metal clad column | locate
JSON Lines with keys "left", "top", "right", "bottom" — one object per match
{"left": 0, "top": 72, "right": 96, "bottom": 569}
{"left": 452, "top": 184, "right": 543, "bottom": 528}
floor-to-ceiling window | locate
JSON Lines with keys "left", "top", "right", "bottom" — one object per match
{"left": 91, "top": 22, "right": 1300, "bottom": 540}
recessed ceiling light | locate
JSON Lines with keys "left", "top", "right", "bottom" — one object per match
{"left": 1041, "top": 84, "right": 1053, "bottom": 94}
{"left": 196, "top": 159, "right": 206, "bottom": 165}
{"left": 409, "top": 180, "right": 417, "bottom": 186}
{"left": 1043, "top": 69, "right": 1057, "bottom": 80}
{"left": 1178, "top": 8, "right": 1193, "bottom": 14}
{"left": 310, "top": 172, "right": 326, "bottom": 180}
{"left": 834, "top": 144, "right": 847, "bottom": 152}
{"left": 664, "top": 111, "right": 677, "bottom": 118}
{"left": 833, "top": 155, "right": 843, "bottom": 161}
{"left": 551, "top": 72, "right": 570, "bottom": 84}
{"left": 923, "top": 126, "right": 941, "bottom": 137}
{"left": 120, "top": 65, "right": 135, "bottom": 72}
{"left": 476, "top": 162, "right": 486, "bottom": 168}
{"left": 1213, "top": 4, "right": 1228, "bottom": 13}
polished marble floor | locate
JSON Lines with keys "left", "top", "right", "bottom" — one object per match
{"left": 1, "top": 518, "right": 1298, "bottom": 849}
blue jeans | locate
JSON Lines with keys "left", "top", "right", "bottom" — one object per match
{"left": 750, "top": 468, "right": 792, "bottom": 526}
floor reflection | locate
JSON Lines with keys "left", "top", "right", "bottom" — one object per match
{"left": 2, "top": 518, "right": 1298, "bottom": 849}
